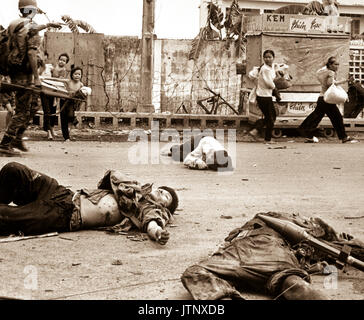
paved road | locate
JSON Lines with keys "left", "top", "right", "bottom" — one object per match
{"left": 0, "top": 139, "right": 363, "bottom": 300}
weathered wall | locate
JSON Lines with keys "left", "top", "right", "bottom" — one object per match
{"left": 158, "top": 39, "right": 195, "bottom": 113}
{"left": 103, "top": 36, "right": 141, "bottom": 112}
{"left": 158, "top": 39, "right": 243, "bottom": 114}
{"left": 45, "top": 32, "right": 243, "bottom": 114}
{"left": 244, "top": 34, "right": 351, "bottom": 92}
{"left": 44, "top": 32, "right": 105, "bottom": 110}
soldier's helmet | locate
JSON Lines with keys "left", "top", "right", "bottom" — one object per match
{"left": 18, "top": 0, "right": 45, "bottom": 16}
{"left": 18, "top": 0, "right": 38, "bottom": 9}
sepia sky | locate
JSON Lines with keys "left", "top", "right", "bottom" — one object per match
{"left": 0, "top": 0, "right": 200, "bottom": 39}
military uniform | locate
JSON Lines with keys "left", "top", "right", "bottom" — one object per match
{"left": 0, "top": 162, "right": 173, "bottom": 236}
{"left": 0, "top": 17, "right": 42, "bottom": 154}
{"left": 181, "top": 212, "right": 364, "bottom": 300}
{"left": 0, "top": 13, "right": 42, "bottom": 155}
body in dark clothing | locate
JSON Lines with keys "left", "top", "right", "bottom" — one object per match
{"left": 181, "top": 211, "right": 364, "bottom": 300}
{"left": 0, "top": 162, "right": 75, "bottom": 235}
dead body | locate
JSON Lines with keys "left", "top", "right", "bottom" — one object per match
{"left": 169, "top": 135, "right": 233, "bottom": 171}
{"left": 181, "top": 211, "right": 364, "bottom": 300}
{"left": 0, "top": 162, "right": 178, "bottom": 245}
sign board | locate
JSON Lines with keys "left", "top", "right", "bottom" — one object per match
{"left": 244, "top": 14, "right": 351, "bottom": 35}
{"left": 249, "top": 91, "right": 345, "bottom": 117}
{"left": 249, "top": 100, "right": 317, "bottom": 118}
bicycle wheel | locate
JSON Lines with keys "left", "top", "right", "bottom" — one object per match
{"left": 216, "top": 102, "right": 239, "bottom": 115}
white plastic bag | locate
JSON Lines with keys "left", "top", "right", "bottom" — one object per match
{"left": 80, "top": 86, "right": 92, "bottom": 96}
{"left": 248, "top": 87, "right": 257, "bottom": 104}
{"left": 324, "top": 84, "right": 348, "bottom": 104}
{"left": 248, "top": 66, "right": 260, "bottom": 80}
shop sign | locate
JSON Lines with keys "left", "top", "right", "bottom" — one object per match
{"left": 289, "top": 17, "right": 326, "bottom": 33}
{"left": 287, "top": 102, "right": 316, "bottom": 114}
{"left": 246, "top": 14, "right": 351, "bottom": 35}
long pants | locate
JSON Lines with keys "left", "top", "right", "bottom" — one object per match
{"left": 299, "top": 97, "right": 347, "bottom": 140}
{"left": 181, "top": 231, "right": 308, "bottom": 300}
{"left": 254, "top": 96, "right": 276, "bottom": 142}
{"left": 60, "top": 99, "right": 75, "bottom": 140}
{"left": 4, "top": 89, "right": 39, "bottom": 140}
{"left": 41, "top": 95, "right": 57, "bottom": 132}
{"left": 0, "top": 162, "right": 75, "bottom": 236}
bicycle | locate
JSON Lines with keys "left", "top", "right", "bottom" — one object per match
{"left": 197, "top": 87, "right": 239, "bottom": 115}
{"left": 175, "top": 100, "right": 193, "bottom": 114}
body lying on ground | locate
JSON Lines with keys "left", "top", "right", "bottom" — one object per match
{"left": 169, "top": 135, "right": 233, "bottom": 171}
{"left": 0, "top": 162, "right": 179, "bottom": 245}
{"left": 181, "top": 211, "right": 364, "bottom": 300}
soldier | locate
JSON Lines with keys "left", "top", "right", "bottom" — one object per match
{"left": 181, "top": 212, "right": 364, "bottom": 300}
{"left": 0, "top": 162, "right": 179, "bottom": 245}
{"left": 0, "top": 0, "right": 61, "bottom": 156}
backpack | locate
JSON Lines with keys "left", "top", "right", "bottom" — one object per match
{"left": 0, "top": 28, "right": 11, "bottom": 76}
{"left": 0, "top": 20, "right": 29, "bottom": 76}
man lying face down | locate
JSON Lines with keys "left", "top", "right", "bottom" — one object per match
{"left": 181, "top": 211, "right": 364, "bottom": 300}
{"left": 0, "top": 162, "right": 179, "bottom": 245}
{"left": 169, "top": 134, "right": 233, "bottom": 171}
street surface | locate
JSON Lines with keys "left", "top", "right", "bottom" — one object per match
{"left": 0, "top": 138, "right": 363, "bottom": 300}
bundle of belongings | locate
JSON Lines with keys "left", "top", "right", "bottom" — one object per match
{"left": 248, "top": 63, "right": 292, "bottom": 104}
{"left": 181, "top": 212, "right": 364, "bottom": 300}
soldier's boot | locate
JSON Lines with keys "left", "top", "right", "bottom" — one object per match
{"left": 11, "top": 138, "right": 29, "bottom": 152}
{"left": 11, "top": 128, "right": 29, "bottom": 152}
{"left": 0, "top": 136, "right": 21, "bottom": 157}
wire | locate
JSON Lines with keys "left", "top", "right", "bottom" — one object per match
{"left": 273, "top": 272, "right": 321, "bottom": 300}
{"left": 49, "top": 277, "right": 180, "bottom": 300}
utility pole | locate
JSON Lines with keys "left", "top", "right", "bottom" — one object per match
{"left": 139, "top": 0, "right": 155, "bottom": 113}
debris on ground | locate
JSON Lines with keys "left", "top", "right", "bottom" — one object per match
{"left": 127, "top": 234, "right": 149, "bottom": 242}
{"left": 220, "top": 215, "right": 233, "bottom": 219}
{"left": 268, "top": 146, "right": 287, "bottom": 150}
{"left": 111, "top": 260, "right": 123, "bottom": 266}
{"left": 344, "top": 216, "right": 364, "bottom": 220}
{"left": 0, "top": 232, "right": 58, "bottom": 244}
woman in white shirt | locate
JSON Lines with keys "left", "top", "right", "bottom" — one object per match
{"left": 249, "top": 50, "right": 277, "bottom": 144}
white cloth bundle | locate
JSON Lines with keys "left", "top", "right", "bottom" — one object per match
{"left": 80, "top": 86, "right": 92, "bottom": 96}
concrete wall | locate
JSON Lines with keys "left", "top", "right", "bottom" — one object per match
{"left": 44, "top": 33, "right": 243, "bottom": 115}
{"left": 103, "top": 36, "right": 141, "bottom": 112}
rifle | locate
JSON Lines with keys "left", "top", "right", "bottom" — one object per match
{"left": 0, "top": 81, "right": 85, "bottom": 102}
{"left": 257, "top": 214, "right": 364, "bottom": 272}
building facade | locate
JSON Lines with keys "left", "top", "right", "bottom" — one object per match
{"left": 199, "top": 0, "right": 364, "bottom": 37}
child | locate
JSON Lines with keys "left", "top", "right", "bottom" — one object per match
{"left": 52, "top": 53, "right": 69, "bottom": 79}
{"left": 42, "top": 53, "right": 70, "bottom": 140}
{"left": 61, "top": 66, "right": 84, "bottom": 142}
